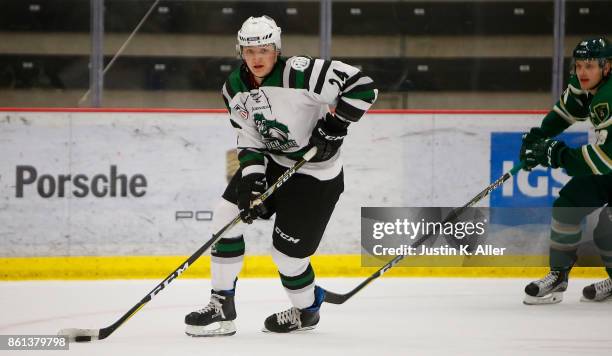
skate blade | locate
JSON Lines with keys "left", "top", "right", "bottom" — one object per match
{"left": 580, "top": 295, "right": 612, "bottom": 303}
{"left": 261, "top": 325, "right": 317, "bottom": 333}
{"left": 523, "top": 292, "right": 564, "bottom": 305}
{"left": 185, "top": 321, "right": 236, "bottom": 337}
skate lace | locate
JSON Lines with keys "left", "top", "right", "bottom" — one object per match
{"left": 594, "top": 278, "right": 612, "bottom": 294}
{"left": 275, "top": 307, "right": 301, "bottom": 327}
{"left": 197, "top": 294, "right": 225, "bottom": 318}
{"left": 538, "top": 271, "right": 561, "bottom": 288}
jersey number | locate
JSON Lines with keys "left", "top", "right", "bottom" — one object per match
{"left": 596, "top": 130, "right": 608, "bottom": 145}
{"left": 328, "top": 69, "right": 349, "bottom": 90}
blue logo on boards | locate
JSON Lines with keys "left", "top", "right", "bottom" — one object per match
{"left": 489, "top": 132, "right": 588, "bottom": 224}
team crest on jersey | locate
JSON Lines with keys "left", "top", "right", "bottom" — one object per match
{"left": 290, "top": 57, "right": 310, "bottom": 72}
{"left": 253, "top": 113, "right": 298, "bottom": 151}
{"left": 592, "top": 102, "right": 610, "bottom": 125}
{"left": 244, "top": 88, "right": 298, "bottom": 151}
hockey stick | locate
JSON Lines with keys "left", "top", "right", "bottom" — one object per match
{"left": 323, "top": 161, "right": 526, "bottom": 305}
{"left": 59, "top": 147, "right": 317, "bottom": 342}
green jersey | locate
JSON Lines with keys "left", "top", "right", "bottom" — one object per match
{"left": 539, "top": 75, "right": 612, "bottom": 176}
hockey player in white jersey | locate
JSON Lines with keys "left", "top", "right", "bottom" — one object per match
{"left": 185, "top": 15, "right": 377, "bottom": 335}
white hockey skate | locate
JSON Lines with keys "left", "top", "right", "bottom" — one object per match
{"left": 523, "top": 270, "right": 568, "bottom": 305}
{"left": 581, "top": 278, "right": 612, "bottom": 302}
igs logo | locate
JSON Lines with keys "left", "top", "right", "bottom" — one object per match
{"left": 490, "top": 132, "right": 588, "bottom": 208}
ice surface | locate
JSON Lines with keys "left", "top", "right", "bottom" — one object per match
{"left": 1, "top": 278, "right": 611, "bottom": 355}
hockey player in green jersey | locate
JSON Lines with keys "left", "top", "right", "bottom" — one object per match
{"left": 184, "top": 16, "right": 377, "bottom": 335}
{"left": 521, "top": 37, "right": 612, "bottom": 305}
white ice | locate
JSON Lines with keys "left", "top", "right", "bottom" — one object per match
{"left": 1, "top": 278, "right": 611, "bottom": 356}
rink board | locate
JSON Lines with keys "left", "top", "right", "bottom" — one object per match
{"left": 0, "top": 255, "right": 608, "bottom": 280}
{"left": 0, "top": 109, "right": 601, "bottom": 279}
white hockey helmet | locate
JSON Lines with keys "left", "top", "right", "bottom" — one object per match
{"left": 236, "top": 15, "right": 281, "bottom": 54}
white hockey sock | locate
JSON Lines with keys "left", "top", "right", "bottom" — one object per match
{"left": 210, "top": 199, "right": 245, "bottom": 291}
{"left": 272, "top": 247, "right": 315, "bottom": 309}
{"left": 211, "top": 237, "right": 244, "bottom": 291}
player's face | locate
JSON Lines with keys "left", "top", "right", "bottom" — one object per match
{"left": 575, "top": 59, "right": 608, "bottom": 91}
{"left": 241, "top": 44, "right": 278, "bottom": 81}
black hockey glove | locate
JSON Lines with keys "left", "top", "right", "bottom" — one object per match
{"left": 237, "top": 173, "right": 268, "bottom": 224}
{"left": 529, "top": 138, "right": 567, "bottom": 168}
{"left": 519, "top": 127, "right": 547, "bottom": 170}
{"left": 308, "top": 113, "right": 349, "bottom": 162}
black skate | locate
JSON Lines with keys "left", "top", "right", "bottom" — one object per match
{"left": 185, "top": 290, "right": 237, "bottom": 336}
{"left": 263, "top": 286, "right": 324, "bottom": 333}
{"left": 523, "top": 270, "right": 569, "bottom": 305}
{"left": 581, "top": 278, "right": 612, "bottom": 302}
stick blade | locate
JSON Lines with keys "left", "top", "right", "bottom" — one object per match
{"left": 322, "top": 289, "right": 348, "bottom": 305}
{"left": 58, "top": 328, "right": 100, "bottom": 342}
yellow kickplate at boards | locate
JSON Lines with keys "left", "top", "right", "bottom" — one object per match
{"left": 0, "top": 255, "right": 607, "bottom": 280}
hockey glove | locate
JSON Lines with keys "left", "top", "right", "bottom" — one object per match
{"left": 529, "top": 138, "right": 567, "bottom": 168}
{"left": 519, "top": 127, "right": 547, "bottom": 170}
{"left": 308, "top": 113, "right": 349, "bottom": 162}
{"left": 237, "top": 173, "right": 268, "bottom": 224}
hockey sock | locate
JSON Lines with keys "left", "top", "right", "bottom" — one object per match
{"left": 272, "top": 247, "right": 316, "bottom": 309}
{"left": 549, "top": 218, "right": 580, "bottom": 270}
{"left": 278, "top": 263, "right": 316, "bottom": 309}
{"left": 593, "top": 225, "right": 612, "bottom": 278}
{"left": 211, "top": 236, "right": 245, "bottom": 291}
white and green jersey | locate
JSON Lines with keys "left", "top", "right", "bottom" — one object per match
{"left": 221, "top": 56, "right": 378, "bottom": 180}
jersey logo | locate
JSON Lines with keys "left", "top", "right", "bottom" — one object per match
{"left": 290, "top": 57, "right": 310, "bottom": 72}
{"left": 253, "top": 113, "right": 298, "bottom": 151}
{"left": 592, "top": 102, "right": 610, "bottom": 125}
{"left": 233, "top": 104, "right": 248, "bottom": 119}
{"left": 244, "top": 89, "right": 299, "bottom": 151}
